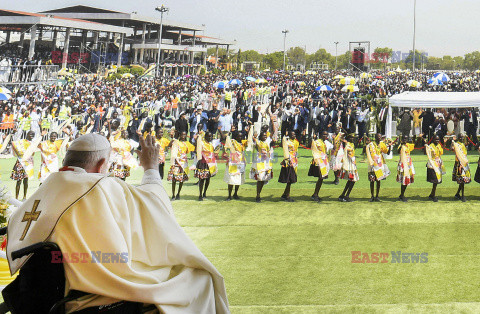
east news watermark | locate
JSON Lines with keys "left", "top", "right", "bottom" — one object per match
{"left": 351, "top": 251, "right": 428, "bottom": 263}
{"left": 51, "top": 251, "right": 129, "bottom": 264}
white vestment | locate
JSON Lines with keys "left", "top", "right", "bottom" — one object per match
{"left": 6, "top": 167, "right": 229, "bottom": 313}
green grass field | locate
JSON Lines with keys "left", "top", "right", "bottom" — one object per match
{"left": 3, "top": 148, "right": 480, "bottom": 313}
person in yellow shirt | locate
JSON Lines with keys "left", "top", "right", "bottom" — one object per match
{"left": 330, "top": 130, "right": 345, "bottom": 185}
{"left": 224, "top": 131, "right": 248, "bottom": 200}
{"left": 451, "top": 133, "right": 471, "bottom": 202}
{"left": 338, "top": 134, "right": 359, "bottom": 202}
{"left": 278, "top": 131, "right": 299, "bottom": 202}
{"left": 194, "top": 131, "right": 219, "bottom": 201}
{"left": 366, "top": 133, "right": 392, "bottom": 202}
{"left": 10, "top": 131, "right": 36, "bottom": 200}
{"left": 155, "top": 127, "right": 171, "bottom": 179}
{"left": 397, "top": 135, "right": 415, "bottom": 202}
{"left": 412, "top": 108, "right": 423, "bottom": 141}
{"left": 250, "top": 131, "right": 273, "bottom": 203}
{"left": 38, "top": 132, "right": 63, "bottom": 183}
{"left": 167, "top": 131, "right": 196, "bottom": 200}
{"left": 425, "top": 135, "right": 445, "bottom": 202}
{"left": 308, "top": 131, "right": 331, "bottom": 202}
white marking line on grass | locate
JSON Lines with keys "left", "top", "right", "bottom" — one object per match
{"left": 207, "top": 254, "right": 480, "bottom": 258}
{"left": 230, "top": 301, "right": 480, "bottom": 308}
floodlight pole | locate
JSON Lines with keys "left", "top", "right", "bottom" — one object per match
{"left": 155, "top": 5, "right": 169, "bottom": 78}
{"left": 282, "top": 29, "right": 289, "bottom": 71}
{"left": 412, "top": 0, "right": 416, "bottom": 72}
{"left": 334, "top": 42, "right": 339, "bottom": 70}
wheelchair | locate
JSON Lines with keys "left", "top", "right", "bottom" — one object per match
{"left": 0, "top": 227, "right": 157, "bottom": 314}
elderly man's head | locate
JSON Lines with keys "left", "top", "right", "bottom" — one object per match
{"left": 62, "top": 134, "right": 111, "bottom": 174}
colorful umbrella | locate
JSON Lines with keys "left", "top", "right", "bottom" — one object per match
{"left": 305, "top": 71, "right": 317, "bottom": 75}
{"left": 0, "top": 87, "right": 12, "bottom": 94}
{"left": 407, "top": 80, "right": 421, "bottom": 88}
{"left": 255, "top": 78, "right": 268, "bottom": 84}
{"left": 246, "top": 76, "right": 256, "bottom": 82}
{"left": 340, "top": 77, "right": 356, "bottom": 85}
{"left": 371, "top": 80, "right": 384, "bottom": 86}
{"left": 360, "top": 72, "right": 372, "bottom": 79}
{"left": 334, "top": 75, "right": 344, "bottom": 79}
{"left": 427, "top": 77, "right": 443, "bottom": 86}
{"left": 213, "top": 81, "right": 229, "bottom": 89}
{"left": 293, "top": 71, "right": 302, "bottom": 75}
{"left": 0, "top": 93, "right": 11, "bottom": 101}
{"left": 316, "top": 85, "right": 333, "bottom": 91}
{"left": 387, "top": 71, "right": 396, "bottom": 76}
{"left": 228, "top": 79, "right": 242, "bottom": 85}
{"left": 433, "top": 72, "right": 450, "bottom": 82}
{"left": 341, "top": 85, "right": 359, "bottom": 92}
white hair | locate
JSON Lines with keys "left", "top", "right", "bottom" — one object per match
{"left": 62, "top": 148, "right": 111, "bottom": 169}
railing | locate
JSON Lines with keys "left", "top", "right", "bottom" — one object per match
{"left": 0, "top": 65, "right": 59, "bottom": 84}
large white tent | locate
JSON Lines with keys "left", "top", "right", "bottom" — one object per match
{"left": 386, "top": 92, "right": 480, "bottom": 138}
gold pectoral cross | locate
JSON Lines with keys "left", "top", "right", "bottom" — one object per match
{"left": 20, "top": 200, "right": 41, "bottom": 241}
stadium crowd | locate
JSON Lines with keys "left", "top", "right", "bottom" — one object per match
{"left": 1, "top": 68, "right": 480, "bottom": 203}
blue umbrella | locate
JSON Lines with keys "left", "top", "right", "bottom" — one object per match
{"left": 427, "top": 77, "right": 443, "bottom": 85}
{"left": 245, "top": 76, "right": 256, "bottom": 82}
{"left": 213, "top": 81, "right": 228, "bottom": 89}
{"left": 0, "top": 93, "right": 11, "bottom": 101}
{"left": 433, "top": 72, "right": 450, "bottom": 82}
{"left": 228, "top": 79, "right": 242, "bottom": 85}
{"left": 316, "top": 85, "right": 333, "bottom": 91}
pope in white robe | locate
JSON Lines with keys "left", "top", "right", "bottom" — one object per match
{"left": 6, "top": 134, "right": 229, "bottom": 313}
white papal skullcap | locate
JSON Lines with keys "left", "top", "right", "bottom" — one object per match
{"left": 68, "top": 133, "right": 111, "bottom": 152}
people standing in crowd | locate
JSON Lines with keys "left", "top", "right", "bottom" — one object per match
{"left": 155, "top": 127, "right": 171, "bottom": 179}
{"left": 338, "top": 134, "right": 359, "bottom": 202}
{"left": 250, "top": 131, "right": 273, "bottom": 203}
{"left": 309, "top": 131, "right": 331, "bottom": 202}
{"left": 462, "top": 108, "right": 478, "bottom": 150}
{"left": 397, "top": 135, "right": 415, "bottom": 202}
{"left": 10, "top": 131, "right": 36, "bottom": 200}
{"left": 451, "top": 134, "right": 471, "bottom": 202}
{"left": 424, "top": 135, "right": 445, "bottom": 202}
{"left": 366, "top": 133, "right": 392, "bottom": 202}
{"left": 194, "top": 131, "right": 219, "bottom": 201}
{"left": 224, "top": 131, "right": 247, "bottom": 201}
{"left": 37, "top": 132, "right": 63, "bottom": 184}
{"left": 168, "top": 131, "right": 195, "bottom": 200}
{"left": 278, "top": 131, "right": 299, "bottom": 202}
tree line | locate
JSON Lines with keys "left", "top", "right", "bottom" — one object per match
{"left": 206, "top": 47, "right": 480, "bottom": 71}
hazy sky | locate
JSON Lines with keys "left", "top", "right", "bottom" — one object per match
{"left": 3, "top": 0, "right": 479, "bottom": 57}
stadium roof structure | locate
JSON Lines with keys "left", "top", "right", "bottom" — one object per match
{"left": 41, "top": 5, "right": 204, "bottom": 32}
{"left": 0, "top": 5, "right": 234, "bottom": 75}
{"left": 0, "top": 9, "right": 129, "bottom": 33}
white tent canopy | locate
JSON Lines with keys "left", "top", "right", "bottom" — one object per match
{"left": 386, "top": 92, "right": 480, "bottom": 138}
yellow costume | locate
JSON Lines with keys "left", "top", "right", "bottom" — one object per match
{"left": 366, "top": 141, "right": 390, "bottom": 181}
{"left": 194, "top": 138, "right": 218, "bottom": 179}
{"left": 11, "top": 140, "right": 35, "bottom": 180}
{"left": 110, "top": 138, "right": 138, "bottom": 179}
{"left": 223, "top": 137, "right": 247, "bottom": 185}
{"left": 156, "top": 138, "right": 171, "bottom": 164}
{"left": 397, "top": 143, "right": 415, "bottom": 185}
{"left": 426, "top": 143, "right": 445, "bottom": 183}
{"left": 38, "top": 140, "right": 63, "bottom": 183}
{"left": 309, "top": 139, "right": 330, "bottom": 178}
{"left": 249, "top": 140, "right": 273, "bottom": 182}
{"left": 452, "top": 141, "right": 471, "bottom": 184}
{"left": 167, "top": 140, "right": 195, "bottom": 182}
{"left": 340, "top": 141, "right": 359, "bottom": 181}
